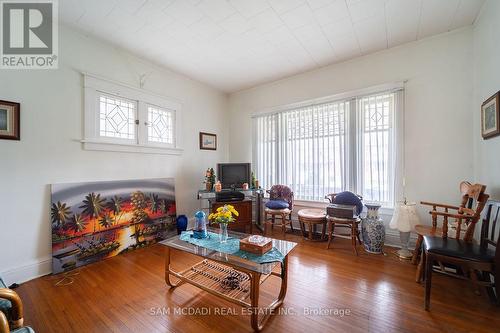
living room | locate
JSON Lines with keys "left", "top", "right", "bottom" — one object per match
{"left": 0, "top": 0, "right": 499, "bottom": 332}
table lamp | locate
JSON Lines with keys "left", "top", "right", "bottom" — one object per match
{"left": 389, "top": 200, "right": 420, "bottom": 259}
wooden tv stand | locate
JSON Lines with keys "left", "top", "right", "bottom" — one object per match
{"left": 211, "top": 199, "right": 253, "bottom": 234}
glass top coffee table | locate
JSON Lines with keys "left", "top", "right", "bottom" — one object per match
{"left": 159, "top": 228, "right": 297, "bottom": 332}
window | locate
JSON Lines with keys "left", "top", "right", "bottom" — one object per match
{"left": 99, "top": 94, "right": 137, "bottom": 140}
{"left": 253, "top": 88, "right": 401, "bottom": 207}
{"left": 83, "top": 74, "right": 182, "bottom": 155}
{"left": 147, "top": 105, "right": 174, "bottom": 144}
{"left": 358, "top": 93, "right": 395, "bottom": 204}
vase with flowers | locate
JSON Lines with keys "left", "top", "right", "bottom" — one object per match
{"left": 204, "top": 168, "right": 216, "bottom": 191}
{"left": 208, "top": 204, "right": 239, "bottom": 243}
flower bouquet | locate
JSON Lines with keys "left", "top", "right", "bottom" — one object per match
{"left": 208, "top": 204, "right": 239, "bottom": 243}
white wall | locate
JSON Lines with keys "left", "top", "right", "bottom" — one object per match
{"left": 473, "top": 0, "right": 500, "bottom": 200}
{"left": 0, "top": 26, "right": 229, "bottom": 284}
{"left": 228, "top": 28, "right": 475, "bottom": 226}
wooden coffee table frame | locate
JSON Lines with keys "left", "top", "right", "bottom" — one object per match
{"left": 164, "top": 246, "right": 289, "bottom": 332}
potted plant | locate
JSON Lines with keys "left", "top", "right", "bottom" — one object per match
{"left": 208, "top": 205, "right": 239, "bottom": 243}
{"left": 204, "top": 168, "right": 216, "bottom": 191}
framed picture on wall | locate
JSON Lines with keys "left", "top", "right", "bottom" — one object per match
{"left": 199, "top": 132, "right": 217, "bottom": 150}
{"left": 0, "top": 100, "right": 20, "bottom": 141}
{"left": 481, "top": 91, "right": 500, "bottom": 139}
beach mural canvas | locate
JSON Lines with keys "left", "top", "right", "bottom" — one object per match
{"left": 51, "top": 178, "right": 176, "bottom": 274}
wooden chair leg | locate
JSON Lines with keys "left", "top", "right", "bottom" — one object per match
{"left": 351, "top": 223, "right": 358, "bottom": 256}
{"left": 470, "top": 269, "right": 481, "bottom": 296}
{"left": 308, "top": 223, "right": 313, "bottom": 241}
{"left": 264, "top": 213, "right": 268, "bottom": 236}
{"left": 289, "top": 213, "right": 294, "bottom": 232}
{"left": 424, "top": 252, "right": 433, "bottom": 311}
{"left": 416, "top": 251, "right": 425, "bottom": 283}
{"left": 272, "top": 215, "right": 275, "bottom": 230}
{"left": 355, "top": 223, "right": 362, "bottom": 244}
{"left": 321, "top": 221, "right": 326, "bottom": 240}
{"left": 281, "top": 213, "right": 286, "bottom": 238}
{"left": 482, "top": 271, "right": 498, "bottom": 304}
{"left": 327, "top": 221, "right": 333, "bottom": 249}
{"left": 412, "top": 235, "right": 423, "bottom": 265}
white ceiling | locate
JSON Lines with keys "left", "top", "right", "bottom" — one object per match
{"left": 60, "top": 0, "right": 485, "bottom": 93}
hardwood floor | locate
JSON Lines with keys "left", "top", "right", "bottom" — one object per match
{"left": 16, "top": 230, "right": 500, "bottom": 333}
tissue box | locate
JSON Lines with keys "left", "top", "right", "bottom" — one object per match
{"left": 239, "top": 236, "right": 272, "bottom": 255}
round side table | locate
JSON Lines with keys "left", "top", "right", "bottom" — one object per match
{"left": 298, "top": 209, "right": 327, "bottom": 241}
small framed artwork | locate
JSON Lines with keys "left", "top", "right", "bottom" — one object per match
{"left": 0, "top": 100, "right": 20, "bottom": 141}
{"left": 199, "top": 132, "right": 217, "bottom": 150}
{"left": 481, "top": 91, "right": 500, "bottom": 139}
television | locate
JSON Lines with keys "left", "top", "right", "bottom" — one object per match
{"left": 217, "top": 163, "right": 251, "bottom": 189}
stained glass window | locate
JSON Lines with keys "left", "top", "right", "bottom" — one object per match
{"left": 147, "top": 105, "right": 174, "bottom": 144}
{"left": 99, "top": 94, "right": 136, "bottom": 140}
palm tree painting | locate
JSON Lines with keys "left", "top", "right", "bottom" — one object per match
{"left": 80, "top": 192, "right": 106, "bottom": 232}
{"left": 159, "top": 199, "right": 167, "bottom": 214}
{"left": 107, "top": 195, "right": 124, "bottom": 223}
{"left": 99, "top": 213, "right": 114, "bottom": 229}
{"left": 149, "top": 193, "right": 160, "bottom": 214}
{"left": 131, "top": 191, "right": 149, "bottom": 224}
{"left": 51, "top": 178, "right": 176, "bottom": 275}
{"left": 51, "top": 201, "right": 71, "bottom": 233}
{"left": 70, "top": 214, "right": 88, "bottom": 234}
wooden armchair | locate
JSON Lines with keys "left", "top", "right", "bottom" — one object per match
{"left": 0, "top": 287, "right": 27, "bottom": 333}
{"left": 414, "top": 181, "right": 489, "bottom": 282}
{"left": 423, "top": 200, "right": 500, "bottom": 310}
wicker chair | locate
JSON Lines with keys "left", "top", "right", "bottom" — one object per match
{"left": 0, "top": 276, "right": 35, "bottom": 333}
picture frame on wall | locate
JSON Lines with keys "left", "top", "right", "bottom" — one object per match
{"left": 0, "top": 100, "right": 20, "bottom": 141}
{"left": 481, "top": 91, "right": 500, "bottom": 139}
{"left": 199, "top": 132, "right": 217, "bottom": 150}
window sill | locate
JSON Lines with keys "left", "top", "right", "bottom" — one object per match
{"left": 81, "top": 139, "right": 183, "bottom": 155}
{"left": 292, "top": 199, "right": 394, "bottom": 215}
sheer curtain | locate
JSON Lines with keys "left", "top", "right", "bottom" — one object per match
{"left": 357, "top": 92, "right": 396, "bottom": 206}
{"left": 253, "top": 88, "right": 401, "bottom": 206}
{"left": 254, "top": 101, "right": 349, "bottom": 201}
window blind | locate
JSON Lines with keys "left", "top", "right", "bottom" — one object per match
{"left": 253, "top": 89, "right": 400, "bottom": 206}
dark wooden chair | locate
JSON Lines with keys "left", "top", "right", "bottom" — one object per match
{"left": 324, "top": 193, "right": 363, "bottom": 255}
{"left": 414, "top": 181, "right": 489, "bottom": 282}
{"left": 423, "top": 200, "right": 499, "bottom": 310}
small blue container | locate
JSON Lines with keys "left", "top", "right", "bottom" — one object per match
{"left": 176, "top": 215, "right": 188, "bottom": 235}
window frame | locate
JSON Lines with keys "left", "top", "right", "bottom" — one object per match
{"left": 252, "top": 83, "right": 403, "bottom": 209}
{"left": 83, "top": 73, "right": 183, "bottom": 155}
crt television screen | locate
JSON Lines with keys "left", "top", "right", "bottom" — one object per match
{"left": 218, "top": 163, "right": 250, "bottom": 189}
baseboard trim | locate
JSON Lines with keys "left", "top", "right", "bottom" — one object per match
{"left": 1, "top": 258, "right": 52, "bottom": 285}
{"left": 285, "top": 217, "right": 418, "bottom": 249}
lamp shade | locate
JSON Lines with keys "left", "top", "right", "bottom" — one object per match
{"left": 389, "top": 202, "right": 420, "bottom": 233}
